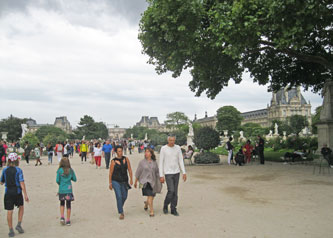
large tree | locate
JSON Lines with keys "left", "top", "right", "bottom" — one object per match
{"left": 289, "top": 115, "right": 309, "bottom": 135}
{"left": 35, "top": 126, "right": 68, "bottom": 142}
{"left": 139, "top": 0, "right": 332, "bottom": 98}
{"left": 0, "top": 115, "right": 27, "bottom": 142}
{"left": 74, "top": 115, "right": 108, "bottom": 140}
{"left": 216, "top": 106, "right": 243, "bottom": 133}
{"left": 165, "top": 112, "right": 189, "bottom": 129}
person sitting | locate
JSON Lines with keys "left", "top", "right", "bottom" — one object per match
{"left": 321, "top": 144, "right": 333, "bottom": 168}
{"left": 183, "top": 145, "right": 194, "bottom": 159}
{"left": 235, "top": 149, "right": 245, "bottom": 166}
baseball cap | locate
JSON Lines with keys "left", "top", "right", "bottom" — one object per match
{"left": 8, "top": 153, "right": 18, "bottom": 161}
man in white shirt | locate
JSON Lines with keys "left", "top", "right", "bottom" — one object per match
{"left": 159, "top": 136, "right": 187, "bottom": 216}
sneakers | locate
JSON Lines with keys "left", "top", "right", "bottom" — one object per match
{"left": 8, "top": 228, "right": 15, "bottom": 237}
{"left": 66, "top": 220, "right": 71, "bottom": 226}
{"left": 15, "top": 225, "right": 24, "bottom": 234}
{"left": 119, "top": 213, "right": 124, "bottom": 220}
{"left": 60, "top": 217, "right": 65, "bottom": 225}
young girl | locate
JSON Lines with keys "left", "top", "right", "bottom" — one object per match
{"left": 93, "top": 143, "right": 103, "bottom": 169}
{"left": 56, "top": 157, "right": 77, "bottom": 226}
{"left": 34, "top": 143, "right": 42, "bottom": 166}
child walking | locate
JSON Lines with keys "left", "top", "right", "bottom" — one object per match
{"left": 34, "top": 143, "right": 42, "bottom": 166}
{"left": 1, "top": 153, "right": 29, "bottom": 237}
{"left": 56, "top": 157, "right": 77, "bottom": 226}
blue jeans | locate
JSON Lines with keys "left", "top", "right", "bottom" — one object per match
{"left": 48, "top": 152, "right": 53, "bottom": 164}
{"left": 112, "top": 181, "right": 128, "bottom": 214}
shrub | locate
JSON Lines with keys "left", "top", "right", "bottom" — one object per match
{"left": 173, "top": 130, "right": 187, "bottom": 146}
{"left": 194, "top": 152, "right": 220, "bottom": 164}
{"left": 150, "top": 134, "right": 168, "bottom": 146}
{"left": 21, "top": 133, "right": 39, "bottom": 148}
{"left": 193, "top": 127, "right": 220, "bottom": 151}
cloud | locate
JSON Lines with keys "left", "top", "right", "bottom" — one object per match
{"left": 0, "top": 1, "right": 323, "bottom": 129}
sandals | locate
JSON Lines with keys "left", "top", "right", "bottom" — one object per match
{"left": 144, "top": 201, "right": 148, "bottom": 211}
{"left": 149, "top": 213, "right": 154, "bottom": 217}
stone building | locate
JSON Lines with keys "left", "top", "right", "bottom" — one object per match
{"left": 242, "top": 87, "right": 312, "bottom": 127}
{"left": 135, "top": 116, "right": 169, "bottom": 132}
{"left": 195, "top": 87, "right": 312, "bottom": 129}
{"left": 194, "top": 112, "right": 217, "bottom": 128}
{"left": 26, "top": 116, "right": 72, "bottom": 134}
{"left": 108, "top": 127, "right": 126, "bottom": 140}
{"left": 54, "top": 116, "right": 72, "bottom": 133}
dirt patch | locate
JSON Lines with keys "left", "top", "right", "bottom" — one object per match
{"left": 301, "top": 180, "right": 333, "bottom": 186}
{"left": 222, "top": 186, "right": 269, "bottom": 204}
{"left": 243, "top": 174, "right": 278, "bottom": 182}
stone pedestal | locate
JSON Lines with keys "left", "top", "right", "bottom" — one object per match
{"left": 318, "top": 80, "right": 333, "bottom": 150}
{"left": 187, "top": 135, "right": 194, "bottom": 146}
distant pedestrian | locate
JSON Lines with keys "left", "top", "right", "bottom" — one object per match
{"left": 63, "top": 142, "right": 71, "bottom": 158}
{"left": 46, "top": 143, "right": 54, "bottom": 165}
{"left": 235, "top": 149, "right": 245, "bottom": 166}
{"left": 243, "top": 140, "right": 253, "bottom": 163}
{"left": 55, "top": 141, "right": 64, "bottom": 163}
{"left": 23, "top": 142, "right": 31, "bottom": 165}
{"left": 109, "top": 146, "right": 133, "bottom": 220}
{"left": 159, "top": 136, "right": 186, "bottom": 216}
{"left": 94, "top": 143, "right": 103, "bottom": 169}
{"left": 102, "top": 140, "right": 112, "bottom": 169}
{"left": 1, "top": 153, "right": 29, "bottom": 237}
{"left": 321, "top": 144, "right": 333, "bottom": 168}
{"left": 80, "top": 141, "right": 88, "bottom": 164}
{"left": 56, "top": 157, "right": 77, "bottom": 226}
{"left": 0, "top": 141, "right": 5, "bottom": 168}
{"left": 226, "top": 137, "right": 234, "bottom": 165}
{"left": 34, "top": 143, "right": 42, "bottom": 166}
{"left": 134, "top": 148, "right": 162, "bottom": 217}
{"left": 257, "top": 135, "right": 265, "bottom": 164}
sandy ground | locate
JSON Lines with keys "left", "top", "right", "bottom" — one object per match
{"left": 1, "top": 150, "right": 333, "bottom": 238}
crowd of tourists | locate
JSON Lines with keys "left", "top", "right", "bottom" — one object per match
{"left": 0, "top": 136, "right": 187, "bottom": 237}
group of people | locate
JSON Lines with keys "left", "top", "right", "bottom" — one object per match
{"left": 0, "top": 135, "right": 187, "bottom": 237}
{"left": 226, "top": 135, "right": 265, "bottom": 166}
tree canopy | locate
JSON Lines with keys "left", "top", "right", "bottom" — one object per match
{"left": 165, "top": 112, "right": 189, "bottom": 129}
{"left": 139, "top": 0, "right": 333, "bottom": 99}
{"left": 74, "top": 115, "right": 108, "bottom": 140}
{"left": 0, "top": 115, "right": 27, "bottom": 142}
{"left": 35, "top": 126, "right": 68, "bottom": 142}
{"left": 216, "top": 106, "right": 243, "bottom": 133}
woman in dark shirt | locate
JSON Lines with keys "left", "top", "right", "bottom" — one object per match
{"left": 109, "top": 146, "right": 133, "bottom": 220}
{"left": 46, "top": 143, "right": 54, "bottom": 165}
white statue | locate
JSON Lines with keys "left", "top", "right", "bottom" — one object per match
{"left": 130, "top": 133, "right": 133, "bottom": 139}
{"left": 144, "top": 133, "right": 148, "bottom": 141}
{"left": 302, "top": 127, "right": 309, "bottom": 135}
{"left": 239, "top": 131, "right": 244, "bottom": 138}
{"left": 188, "top": 123, "right": 194, "bottom": 136}
{"left": 268, "top": 130, "right": 273, "bottom": 137}
{"left": 21, "top": 124, "right": 28, "bottom": 138}
{"left": 274, "top": 123, "right": 279, "bottom": 135}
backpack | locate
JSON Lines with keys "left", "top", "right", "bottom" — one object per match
{"left": 66, "top": 144, "right": 71, "bottom": 151}
{"left": 57, "top": 144, "right": 63, "bottom": 152}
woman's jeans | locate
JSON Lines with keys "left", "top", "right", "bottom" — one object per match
{"left": 48, "top": 152, "right": 53, "bottom": 164}
{"left": 112, "top": 181, "right": 128, "bottom": 214}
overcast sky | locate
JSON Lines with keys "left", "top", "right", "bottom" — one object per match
{"left": 0, "top": 0, "right": 323, "bottom": 128}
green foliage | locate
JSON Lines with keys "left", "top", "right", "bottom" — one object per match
{"left": 165, "top": 112, "right": 189, "bottom": 129}
{"left": 241, "top": 123, "right": 269, "bottom": 138}
{"left": 270, "top": 120, "right": 292, "bottom": 136}
{"left": 150, "top": 133, "right": 168, "bottom": 146}
{"left": 74, "top": 115, "right": 108, "bottom": 140}
{"left": 216, "top": 106, "right": 242, "bottom": 133}
{"left": 289, "top": 115, "right": 309, "bottom": 135}
{"left": 124, "top": 126, "right": 159, "bottom": 140}
{"left": 42, "top": 134, "right": 67, "bottom": 147}
{"left": 21, "top": 133, "right": 39, "bottom": 148}
{"left": 139, "top": 1, "right": 332, "bottom": 98}
{"left": 193, "top": 126, "right": 220, "bottom": 151}
{"left": 194, "top": 152, "right": 220, "bottom": 164}
{"left": 311, "top": 106, "right": 322, "bottom": 134}
{"left": 0, "top": 115, "right": 27, "bottom": 142}
{"left": 35, "top": 126, "right": 67, "bottom": 141}
{"left": 173, "top": 130, "right": 187, "bottom": 146}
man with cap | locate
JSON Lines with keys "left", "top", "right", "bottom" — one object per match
{"left": 1, "top": 153, "right": 29, "bottom": 237}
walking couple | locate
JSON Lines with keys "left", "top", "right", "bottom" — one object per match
{"left": 109, "top": 136, "right": 187, "bottom": 219}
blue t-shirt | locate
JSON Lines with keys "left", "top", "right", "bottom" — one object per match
{"left": 102, "top": 144, "right": 113, "bottom": 153}
{"left": 1, "top": 166, "right": 24, "bottom": 194}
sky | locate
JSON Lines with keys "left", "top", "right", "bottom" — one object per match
{"left": 0, "top": 0, "right": 323, "bottom": 128}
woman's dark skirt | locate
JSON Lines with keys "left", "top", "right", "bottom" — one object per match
{"left": 142, "top": 183, "right": 156, "bottom": 197}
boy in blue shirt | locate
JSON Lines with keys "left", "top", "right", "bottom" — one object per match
{"left": 1, "top": 153, "right": 29, "bottom": 237}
